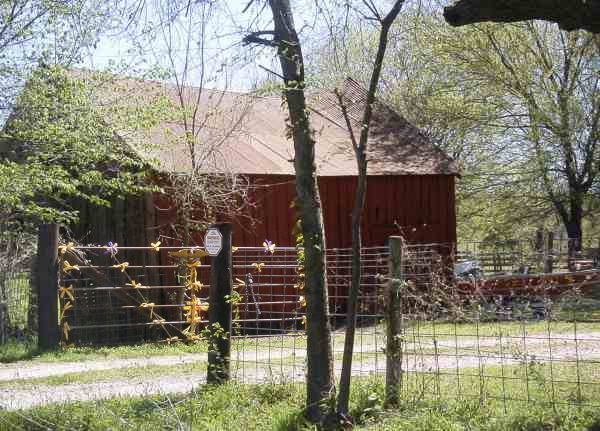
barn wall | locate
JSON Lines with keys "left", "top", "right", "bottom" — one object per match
{"left": 70, "top": 174, "right": 456, "bottom": 249}
{"left": 206, "top": 174, "right": 457, "bottom": 249}
{"left": 67, "top": 174, "right": 456, "bottom": 338}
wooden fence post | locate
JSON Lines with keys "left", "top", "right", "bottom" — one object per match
{"left": 37, "top": 224, "right": 60, "bottom": 349}
{"left": 207, "top": 223, "right": 233, "bottom": 384}
{"left": 544, "top": 231, "right": 554, "bottom": 274}
{"left": 385, "top": 236, "right": 404, "bottom": 407}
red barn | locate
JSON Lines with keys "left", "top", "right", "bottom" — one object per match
{"left": 72, "top": 78, "right": 458, "bottom": 249}
{"left": 59, "top": 77, "right": 460, "bottom": 341}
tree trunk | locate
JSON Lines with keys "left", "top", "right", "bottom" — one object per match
{"left": 266, "top": 0, "right": 334, "bottom": 422}
{"left": 336, "top": 1, "right": 405, "bottom": 416}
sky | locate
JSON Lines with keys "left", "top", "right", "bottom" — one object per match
{"left": 80, "top": 1, "right": 286, "bottom": 91}
{"left": 79, "top": 0, "right": 427, "bottom": 92}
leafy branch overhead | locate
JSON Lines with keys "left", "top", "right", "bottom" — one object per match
{"left": 0, "top": 67, "right": 166, "bottom": 224}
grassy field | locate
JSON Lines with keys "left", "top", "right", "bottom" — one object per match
{"left": 1, "top": 372, "right": 599, "bottom": 430}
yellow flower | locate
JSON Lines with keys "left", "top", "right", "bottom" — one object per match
{"left": 62, "top": 321, "right": 71, "bottom": 340}
{"left": 59, "top": 285, "right": 75, "bottom": 301}
{"left": 150, "top": 241, "right": 161, "bottom": 252}
{"left": 112, "top": 262, "right": 129, "bottom": 272}
{"left": 62, "top": 261, "right": 80, "bottom": 273}
{"left": 58, "top": 242, "right": 75, "bottom": 255}
{"left": 252, "top": 262, "right": 265, "bottom": 273}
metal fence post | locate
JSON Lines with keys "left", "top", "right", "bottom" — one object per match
{"left": 385, "top": 236, "right": 404, "bottom": 407}
{"left": 37, "top": 224, "right": 60, "bottom": 349}
{"left": 207, "top": 223, "right": 233, "bottom": 384}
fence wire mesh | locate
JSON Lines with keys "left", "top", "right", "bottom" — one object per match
{"left": 0, "top": 227, "right": 35, "bottom": 343}
{"left": 47, "top": 239, "right": 600, "bottom": 412}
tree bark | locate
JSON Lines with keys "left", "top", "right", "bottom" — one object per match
{"left": 265, "top": 0, "right": 334, "bottom": 422}
{"left": 444, "top": 0, "right": 600, "bottom": 34}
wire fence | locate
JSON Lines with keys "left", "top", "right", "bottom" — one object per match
{"left": 0, "top": 227, "right": 35, "bottom": 343}
{"left": 4, "top": 234, "right": 600, "bottom": 413}
{"left": 228, "top": 242, "right": 600, "bottom": 412}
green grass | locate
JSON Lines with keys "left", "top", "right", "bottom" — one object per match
{"left": 1, "top": 372, "right": 600, "bottom": 430}
{"left": 0, "top": 340, "right": 210, "bottom": 364}
{"left": 0, "top": 360, "right": 209, "bottom": 388}
{"left": 403, "top": 319, "right": 600, "bottom": 340}
{"left": 3, "top": 317, "right": 599, "bottom": 365}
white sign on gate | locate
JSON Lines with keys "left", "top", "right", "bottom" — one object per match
{"left": 204, "top": 228, "right": 223, "bottom": 256}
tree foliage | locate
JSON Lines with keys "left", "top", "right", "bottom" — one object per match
{"left": 308, "top": 10, "right": 600, "bottom": 244}
{"left": 0, "top": 66, "right": 165, "bottom": 224}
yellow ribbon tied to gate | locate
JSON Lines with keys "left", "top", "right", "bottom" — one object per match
{"left": 112, "top": 262, "right": 129, "bottom": 272}
{"left": 126, "top": 280, "right": 143, "bottom": 289}
{"left": 298, "top": 295, "right": 306, "bottom": 308}
{"left": 186, "top": 280, "right": 203, "bottom": 292}
{"left": 60, "top": 301, "right": 73, "bottom": 320}
{"left": 58, "top": 242, "right": 75, "bottom": 255}
{"left": 62, "top": 321, "right": 71, "bottom": 340}
{"left": 186, "top": 260, "right": 201, "bottom": 269}
{"left": 59, "top": 285, "right": 75, "bottom": 301}
{"left": 150, "top": 241, "right": 161, "bottom": 252}
{"left": 252, "top": 262, "right": 265, "bottom": 273}
{"left": 62, "top": 261, "right": 80, "bottom": 273}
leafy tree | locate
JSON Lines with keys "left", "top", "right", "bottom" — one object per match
{"left": 0, "top": 66, "right": 165, "bottom": 225}
{"left": 309, "top": 10, "right": 599, "bottom": 246}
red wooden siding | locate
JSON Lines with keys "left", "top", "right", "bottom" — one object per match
{"left": 160, "top": 174, "right": 457, "bottom": 249}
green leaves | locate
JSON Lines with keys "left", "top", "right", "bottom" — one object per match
{"left": 0, "top": 66, "right": 166, "bottom": 225}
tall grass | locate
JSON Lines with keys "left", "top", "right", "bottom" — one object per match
{"left": 1, "top": 374, "right": 599, "bottom": 430}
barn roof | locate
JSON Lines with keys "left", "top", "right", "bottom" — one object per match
{"left": 76, "top": 72, "right": 459, "bottom": 177}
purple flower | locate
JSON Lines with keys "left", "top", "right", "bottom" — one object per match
{"left": 104, "top": 241, "right": 119, "bottom": 256}
{"left": 263, "top": 240, "right": 276, "bottom": 254}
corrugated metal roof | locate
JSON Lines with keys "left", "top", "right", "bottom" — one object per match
{"left": 79, "top": 72, "right": 459, "bottom": 176}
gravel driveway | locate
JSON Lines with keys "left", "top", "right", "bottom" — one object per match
{"left": 1, "top": 331, "right": 599, "bottom": 411}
